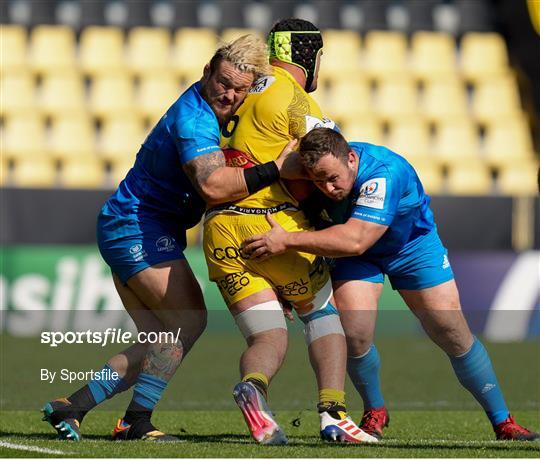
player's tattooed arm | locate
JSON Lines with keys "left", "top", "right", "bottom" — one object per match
{"left": 141, "top": 342, "right": 183, "bottom": 382}
{"left": 183, "top": 150, "right": 248, "bottom": 206}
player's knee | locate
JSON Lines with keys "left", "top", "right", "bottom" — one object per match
{"left": 234, "top": 300, "right": 287, "bottom": 340}
{"left": 345, "top": 335, "right": 372, "bottom": 357}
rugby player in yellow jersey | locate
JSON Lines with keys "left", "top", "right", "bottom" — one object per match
{"left": 203, "top": 19, "right": 377, "bottom": 445}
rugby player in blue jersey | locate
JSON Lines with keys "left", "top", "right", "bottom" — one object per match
{"left": 41, "top": 35, "right": 297, "bottom": 442}
{"left": 243, "top": 127, "right": 540, "bottom": 442}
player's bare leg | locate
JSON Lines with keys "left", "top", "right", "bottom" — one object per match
{"left": 333, "top": 280, "right": 389, "bottom": 439}
{"left": 401, "top": 280, "right": 539, "bottom": 441}
{"left": 112, "top": 259, "right": 207, "bottom": 442}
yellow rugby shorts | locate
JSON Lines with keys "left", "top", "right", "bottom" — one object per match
{"left": 203, "top": 209, "right": 330, "bottom": 307}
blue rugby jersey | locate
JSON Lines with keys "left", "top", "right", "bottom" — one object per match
{"left": 347, "top": 142, "right": 436, "bottom": 256}
{"left": 103, "top": 82, "right": 220, "bottom": 228}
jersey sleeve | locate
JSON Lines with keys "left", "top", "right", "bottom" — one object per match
{"left": 350, "top": 165, "right": 400, "bottom": 226}
{"left": 173, "top": 109, "right": 221, "bottom": 165}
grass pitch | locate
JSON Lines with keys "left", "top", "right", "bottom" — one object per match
{"left": 1, "top": 333, "right": 539, "bottom": 457}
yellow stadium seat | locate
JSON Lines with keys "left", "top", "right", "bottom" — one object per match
{"left": 12, "top": 156, "right": 57, "bottom": 187}
{"left": 3, "top": 114, "right": 47, "bottom": 160}
{"left": 340, "top": 117, "right": 383, "bottom": 145}
{"left": 363, "top": 31, "right": 408, "bottom": 80}
{"left": 412, "top": 162, "right": 444, "bottom": 194}
{"left": 220, "top": 28, "right": 263, "bottom": 43}
{"left": 1, "top": 25, "right": 27, "bottom": 73}
{"left": 460, "top": 33, "right": 509, "bottom": 82}
{"left": 387, "top": 118, "right": 432, "bottom": 163}
{"left": 89, "top": 74, "right": 134, "bottom": 119}
{"left": 100, "top": 116, "right": 146, "bottom": 162}
{"left": 472, "top": 75, "right": 522, "bottom": 124}
{"left": 374, "top": 78, "right": 418, "bottom": 121}
{"left": 325, "top": 77, "right": 371, "bottom": 122}
{"left": 421, "top": 79, "right": 469, "bottom": 123}
{"left": 318, "top": 30, "right": 362, "bottom": 85}
{"left": 29, "top": 25, "right": 76, "bottom": 75}
{"left": 446, "top": 162, "right": 493, "bottom": 195}
{"left": 49, "top": 115, "right": 95, "bottom": 160}
{"left": 79, "top": 26, "right": 125, "bottom": 76}
{"left": 498, "top": 162, "right": 539, "bottom": 195}
{"left": 137, "top": 74, "right": 183, "bottom": 123}
{"left": 172, "top": 28, "right": 218, "bottom": 82}
{"left": 127, "top": 27, "right": 171, "bottom": 76}
{"left": 483, "top": 118, "right": 535, "bottom": 167}
{"left": 433, "top": 119, "right": 480, "bottom": 165}
{"left": 410, "top": 31, "right": 457, "bottom": 81}
{"left": 110, "top": 158, "right": 134, "bottom": 187}
{"left": 39, "top": 73, "right": 87, "bottom": 119}
{"left": 0, "top": 72, "right": 35, "bottom": 116}
{"left": 61, "top": 156, "right": 106, "bottom": 188}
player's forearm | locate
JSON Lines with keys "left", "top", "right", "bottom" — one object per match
{"left": 202, "top": 167, "right": 248, "bottom": 206}
{"left": 285, "top": 225, "right": 366, "bottom": 257}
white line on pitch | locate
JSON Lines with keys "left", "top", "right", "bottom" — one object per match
{"left": 0, "top": 440, "right": 69, "bottom": 455}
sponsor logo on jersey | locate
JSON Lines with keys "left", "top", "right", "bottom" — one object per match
{"left": 129, "top": 244, "right": 147, "bottom": 262}
{"left": 250, "top": 76, "right": 276, "bottom": 93}
{"left": 305, "top": 115, "right": 337, "bottom": 133}
{"left": 356, "top": 178, "right": 386, "bottom": 209}
{"left": 156, "top": 236, "right": 176, "bottom": 252}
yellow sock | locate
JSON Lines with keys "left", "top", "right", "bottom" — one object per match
{"left": 319, "top": 389, "right": 347, "bottom": 419}
{"left": 242, "top": 372, "right": 269, "bottom": 399}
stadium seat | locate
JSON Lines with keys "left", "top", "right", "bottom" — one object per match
{"left": 220, "top": 28, "right": 263, "bottom": 43}
{"left": 386, "top": 118, "right": 432, "bottom": 163}
{"left": 89, "top": 74, "right": 135, "bottom": 119}
{"left": 433, "top": 119, "right": 480, "bottom": 165}
{"left": 0, "top": 72, "right": 35, "bottom": 116}
{"left": 172, "top": 28, "right": 217, "bottom": 82}
{"left": 374, "top": 78, "right": 418, "bottom": 121}
{"left": 410, "top": 31, "right": 457, "bottom": 81}
{"left": 363, "top": 31, "right": 408, "bottom": 80}
{"left": 0, "top": 25, "right": 27, "bottom": 73}
{"left": 324, "top": 78, "right": 371, "bottom": 122}
{"left": 3, "top": 114, "right": 47, "bottom": 160}
{"left": 100, "top": 116, "right": 146, "bottom": 162}
{"left": 497, "top": 163, "right": 539, "bottom": 195}
{"left": 49, "top": 115, "right": 96, "bottom": 160}
{"left": 483, "top": 118, "right": 535, "bottom": 167}
{"left": 471, "top": 75, "right": 522, "bottom": 124}
{"left": 340, "top": 117, "right": 384, "bottom": 145}
{"left": 61, "top": 156, "right": 106, "bottom": 188}
{"left": 460, "top": 32, "right": 509, "bottom": 82}
{"left": 28, "top": 25, "right": 77, "bottom": 75}
{"left": 412, "top": 162, "right": 444, "bottom": 194}
{"left": 12, "top": 157, "right": 57, "bottom": 188}
{"left": 38, "top": 73, "right": 87, "bottom": 119}
{"left": 126, "top": 27, "right": 171, "bottom": 76}
{"left": 137, "top": 74, "right": 183, "bottom": 124}
{"left": 446, "top": 162, "right": 493, "bottom": 195}
{"left": 318, "top": 30, "right": 362, "bottom": 85}
{"left": 109, "top": 158, "right": 133, "bottom": 186}
{"left": 79, "top": 26, "right": 125, "bottom": 76}
{"left": 421, "top": 78, "right": 469, "bottom": 123}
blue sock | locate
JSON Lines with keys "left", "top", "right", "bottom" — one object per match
{"left": 449, "top": 337, "right": 509, "bottom": 425}
{"left": 88, "top": 364, "right": 129, "bottom": 404}
{"left": 347, "top": 344, "right": 385, "bottom": 410}
{"left": 131, "top": 373, "right": 168, "bottom": 410}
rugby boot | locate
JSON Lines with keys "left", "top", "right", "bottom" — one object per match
{"left": 112, "top": 418, "right": 180, "bottom": 442}
{"left": 494, "top": 415, "right": 540, "bottom": 441}
{"left": 319, "top": 410, "right": 379, "bottom": 443}
{"left": 232, "top": 381, "right": 288, "bottom": 445}
{"left": 359, "top": 406, "right": 390, "bottom": 440}
{"left": 41, "top": 398, "right": 82, "bottom": 441}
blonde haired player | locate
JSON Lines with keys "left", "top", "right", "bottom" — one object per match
{"left": 203, "top": 19, "right": 377, "bottom": 445}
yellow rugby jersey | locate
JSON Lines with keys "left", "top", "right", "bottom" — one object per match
{"left": 220, "top": 66, "right": 325, "bottom": 208}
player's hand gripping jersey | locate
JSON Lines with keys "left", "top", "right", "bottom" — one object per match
{"left": 203, "top": 67, "right": 332, "bottom": 307}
